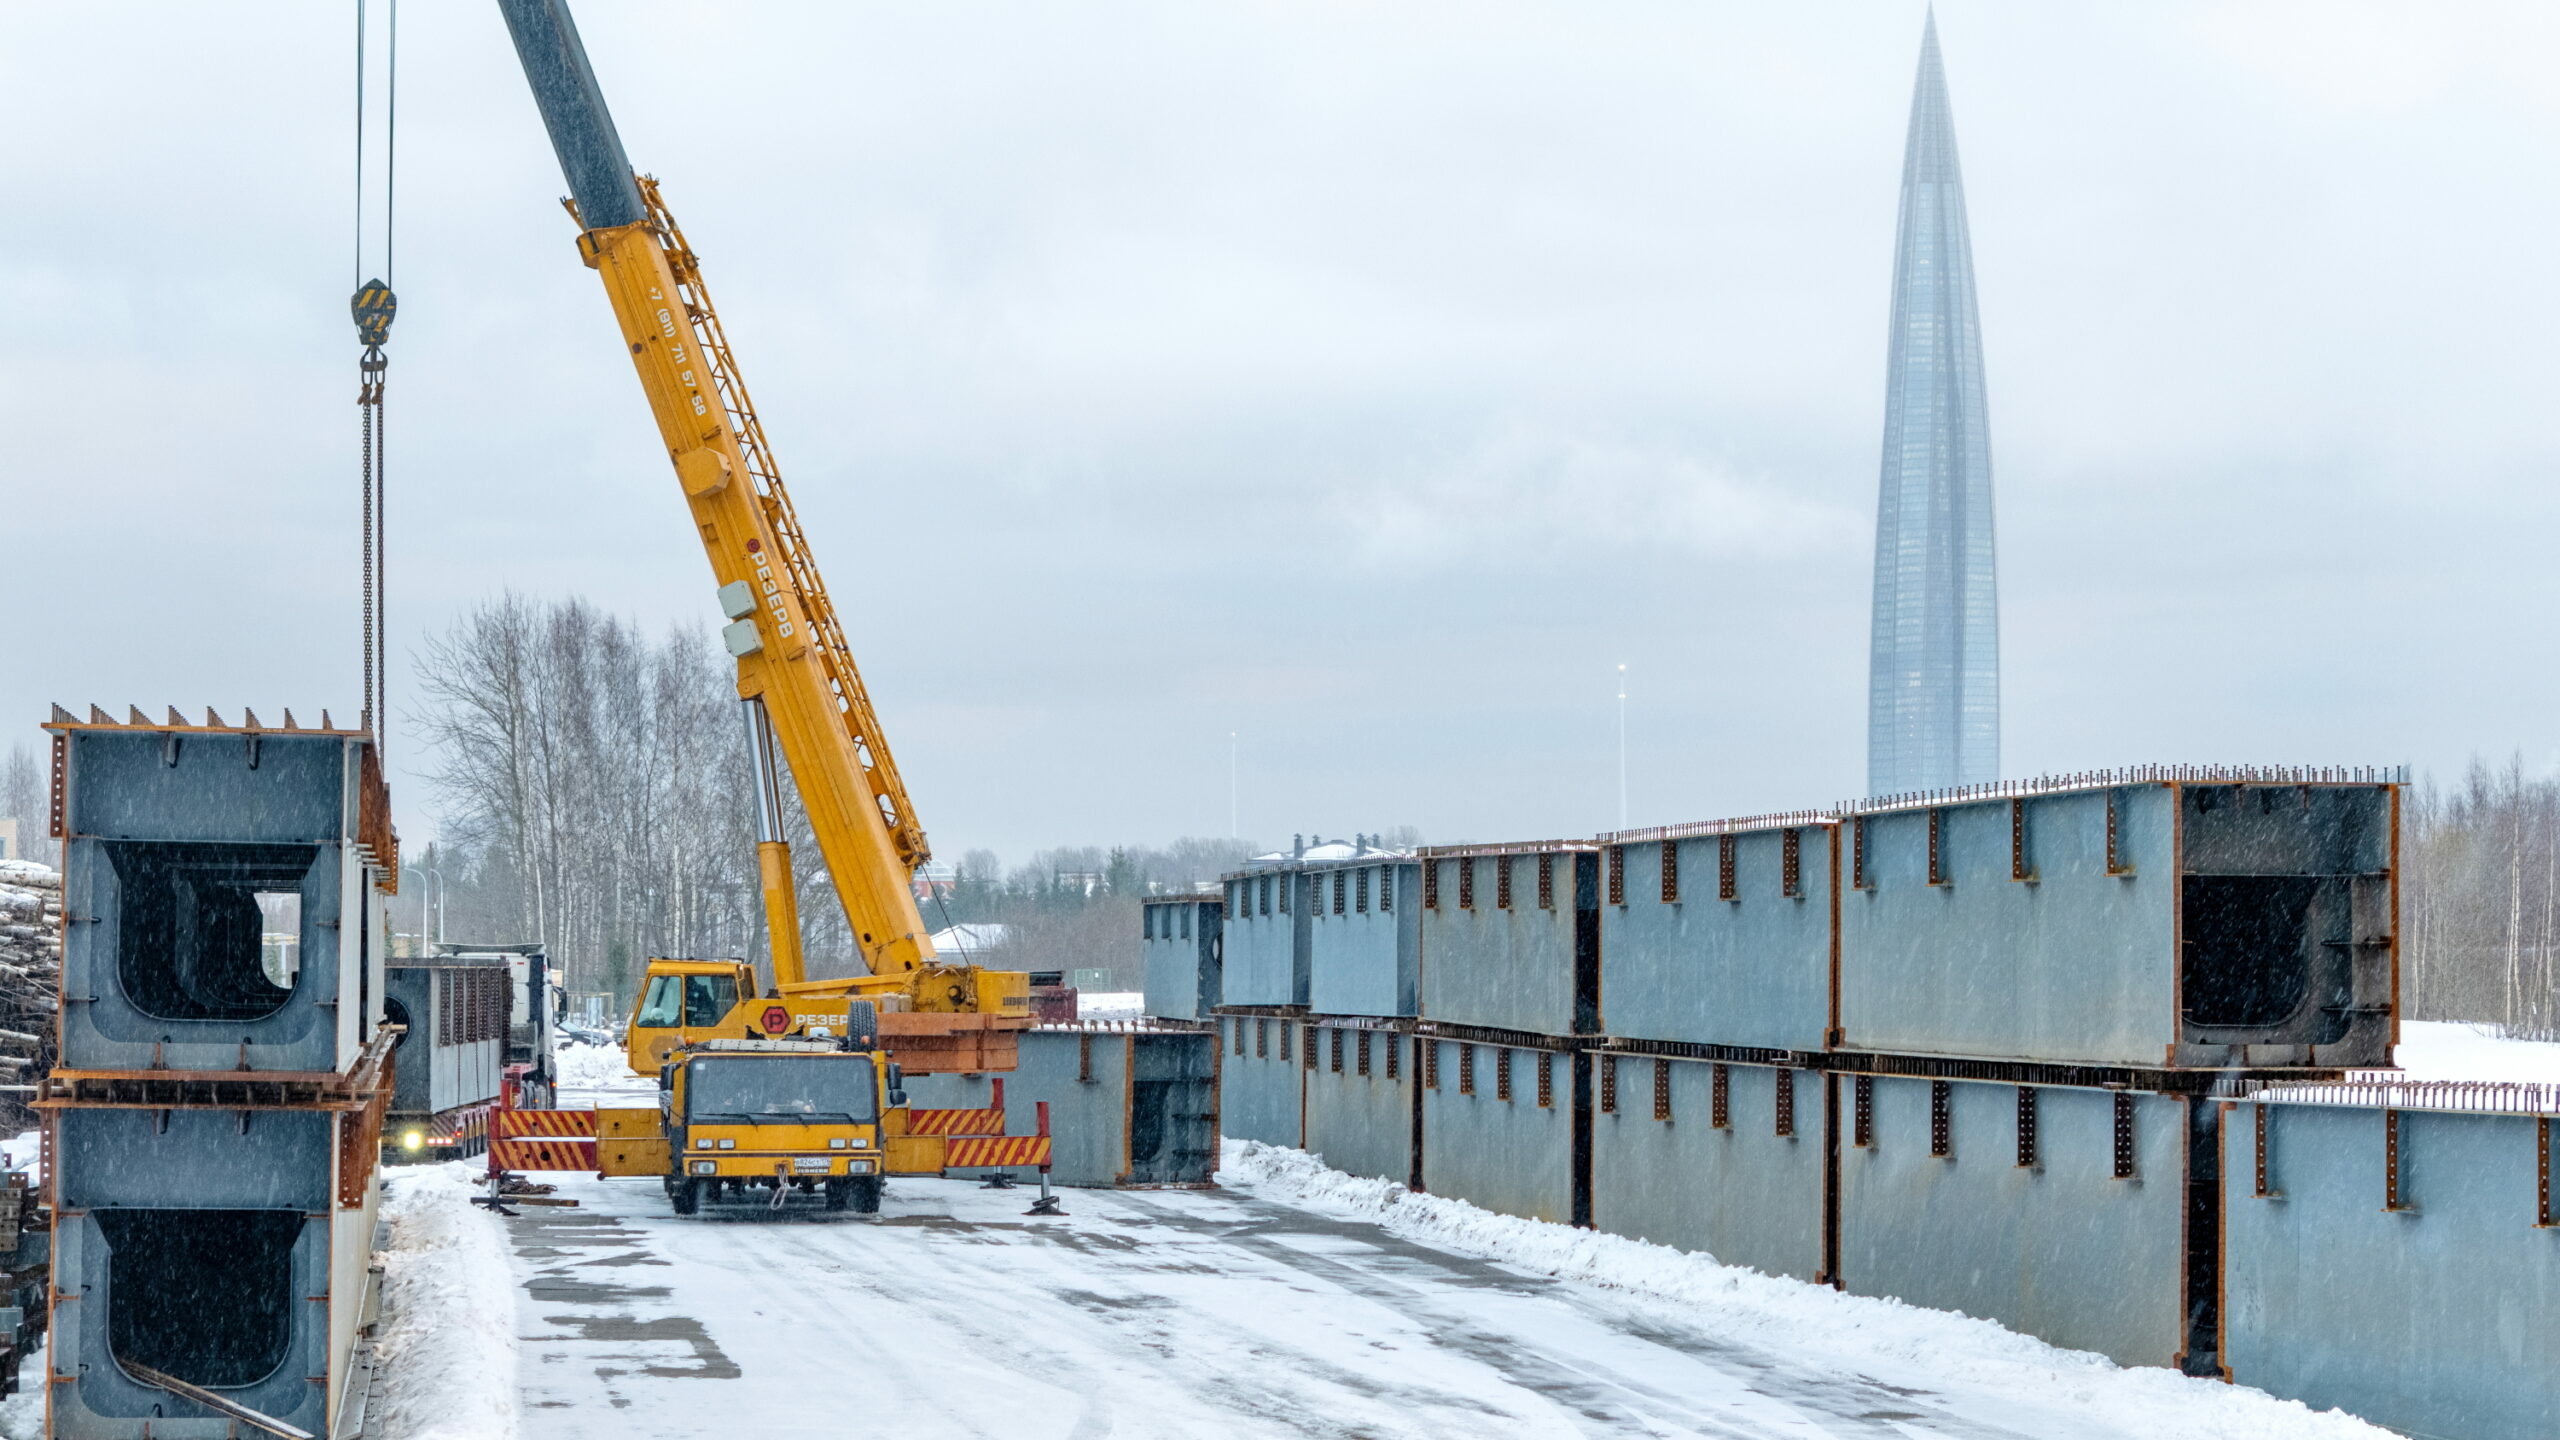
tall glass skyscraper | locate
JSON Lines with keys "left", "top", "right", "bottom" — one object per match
{"left": 1867, "top": 13, "right": 1999, "bottom": 797}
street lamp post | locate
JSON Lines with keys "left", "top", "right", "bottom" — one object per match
{"left": 1616, "top": 664, "right": 1628, "bottom": 831}
{"left": 412, "top": 846, "right": 447, "bottom": 951}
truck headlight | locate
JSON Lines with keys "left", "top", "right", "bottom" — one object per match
{"left": 400, "top": 1129, "right": 424, "bottom": 1152}
{"left": 847, "top": 1159, "right": 875, "bottom": 1175}
{"left": 690, "top": 1161, "right": 716, "bottom": 1175}
{"left": 829, "top": 1138, "right": 846, "bottom": 1149}
{"left": 718, "top": 1138, "right": 736, "bottom": 1150}
{"left": 696, "top": 1138, "right": 715, "bottom": 1149}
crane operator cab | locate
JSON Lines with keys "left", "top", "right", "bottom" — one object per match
{"left": 627, "top": 959, "right": 751, "bottom": 1073}
{"left": 638, "top": 1037, "right": 896, "bottom": 1215}
{"left": 625, "top": 954, "right": 1034, "bottom": 1078}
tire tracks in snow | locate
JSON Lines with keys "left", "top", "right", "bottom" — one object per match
{"left": 1112, "top": 1190, "right": 2077, "bottom": 1440}
{"left": 732, "top": 1191, "right": 1526, "bottom": 1438}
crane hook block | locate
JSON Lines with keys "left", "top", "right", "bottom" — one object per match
{"left": 351, "top": 280, "right": 397, "bottom": 349}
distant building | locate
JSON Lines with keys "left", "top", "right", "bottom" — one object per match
{"left": 1867, "top": 13, "right": 2001, "bottom": 796}
{"left": 929, "top": 922, "right": 1011, "bottom": 957}
{"left": 1242, "top": 834, "right": 1409, "bottom": 869}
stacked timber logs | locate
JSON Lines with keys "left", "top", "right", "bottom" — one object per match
{"left": 0, "top": 861, "right": 57, "bottom": 1132}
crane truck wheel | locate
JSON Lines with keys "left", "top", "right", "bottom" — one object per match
{"left": 822, "top": 1177, "right": 851, "bottom": 1211}
{"left": 850, "top": 1176, "right": 883, "bottom": 1214}
{"left": 671, "top": 1177, "right": 706, "bottom": 1216}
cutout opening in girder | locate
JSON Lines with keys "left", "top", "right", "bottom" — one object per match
{"left": 97, "top": 1208, "right": 303, "bottom": 1388}
{"left": 105, "top": 842, "right": 318, "bottom": 1021}
{"left": 2180, "top": 875, "right": 2318, "bottom": 1030}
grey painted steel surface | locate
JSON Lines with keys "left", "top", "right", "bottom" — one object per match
{"left": 386, "top": 962, "right": 504, "bottom": 1118}
{"left": 1839, "top": 782, "right": 2394, "bottom": 1070}
{"left": 1839, "top": 1076, "right": 2191, "bottom": 1369}
{"left": 1306, "top": 863, "right": 1420, "bottom": 1018}
{"left": 1218, "top": 870, "right": 1308, "bottom": 1007}
{"left": 1215, "top": 1017, "right": 1304, "bottom": 1148}
{"left": 1591, "top": 1056, "right": 1825, "bottom": 1282}
{"left": 2223, "top": 1102, "right": 2560, "bottom": 1440}
{"left": 1416, "top": 849, "right": 1598, "bottom": 1036}
{"left": 58, "top": 1108, "right": 334, "bottom": 1210}
{"left": 1417, "top": 1038, "right": 1573, "bottom": 1223}
{"left": 1140, "top": 898, "right": 1223, "bottom": 1021}
{"left": 495, "top": 0, "right": 649, "bottom": 230}
{"left": 1124, "top": 1029, "right": 1220, "bottom": 1184}
{"left": 1601, "top": 826, "right": 1836, "bottom": 1052}
{"left": 57, "top": 729, "right": 384, "bottom": 1074}
{"left": 1301, "top": 1024, "right": 1413, "bottom": 1186}
{"left": 50, "top": 1109, "right": 341, "bottom": 1439}
{"left": 905, "top": 1027, "right": 1218, "bottom": 1186}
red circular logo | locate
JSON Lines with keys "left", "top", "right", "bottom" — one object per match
{"left": 760, "top": 1005, "right": 791, "bottom": 1035}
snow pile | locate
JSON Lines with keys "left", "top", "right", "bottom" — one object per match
{"left": 1220, "top": 1140, "right": 2390, "bottom": 1440}
{"left": 373, "top": 1164, "right": 516, "bottom": 1440}
{"left": 554, "top": 1040, "right": 643, "bottom": 1091}
{"left": 2386, "top": 1020, "right": 2560, "bottom": 1084}
{"left": 1075, "top": 991, "right": 1145, "bottom": 1020}
{"left": 0, "top": 1131, "right": 38, "bottom": 1185}
{"left": 0, "top": 1340, "right": 42, "bottom": 1440}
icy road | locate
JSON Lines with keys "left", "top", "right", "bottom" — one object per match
{"left": 474, "top": 1145, "right": 2385, "bottom": 1440}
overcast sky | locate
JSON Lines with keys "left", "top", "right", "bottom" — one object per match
{"left": 7, "top": 2, "right": 2559, "bottom": 861}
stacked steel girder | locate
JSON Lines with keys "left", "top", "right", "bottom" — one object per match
{"left": 1173, "top": 766, "right": 2560, "bottom": 1439}
{"left": 38, "top": 712, "right": 397, "bottom": 1440}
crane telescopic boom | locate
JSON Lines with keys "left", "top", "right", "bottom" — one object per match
{"left": 496, "top": 0, "right": 1029, "bottom": 1070}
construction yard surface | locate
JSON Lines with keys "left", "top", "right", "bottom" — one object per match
{"left": 369, "top": 1131, "right": 2398, "bottom": 1440}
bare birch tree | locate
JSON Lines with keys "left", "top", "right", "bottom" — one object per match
{"left": 2404, "top": 756, "right": 2560, "bottom": 1038}
{"left": 1, "top": 744, "right": 54, "bottom": 867}
{"left": 412, "top": 594, "right": 767, "bottom": 1001}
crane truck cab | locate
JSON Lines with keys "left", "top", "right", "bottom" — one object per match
{"left": 574, "top": 993, "right": 1058, "bottom": 1213}
{"left": 603, "top": 1036, "right": 898, "bottom": 1215}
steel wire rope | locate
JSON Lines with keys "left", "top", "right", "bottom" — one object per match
{"left": 351, "top": 0, "right": 399, "bottom": 752}
{"left": 355, "top": 0, "right": 371, "bottom": 735}
{"left": 381, "top": 1, "right": 396, "bottom": 746}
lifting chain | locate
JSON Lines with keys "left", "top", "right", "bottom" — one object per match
{"left": 353, "top": 281, "right": 395, "bottom": 744}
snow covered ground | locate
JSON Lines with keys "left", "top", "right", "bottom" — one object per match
{"left": 374, "top": 1165, "right": 518, "bottom": 1440}
{"left": 0, "top": 1132, "right": 38, "bottom": 1184}
{"left": 0, "top": 1343, "right": 42, "bottom": 1440}
{"left": 389, "top": 1140, "right": 2400, "bottom": 1440}
{"left": 2383, "top": 1019, "right": 2560, "bottom": 1084}
{"left": 410, "top": 1027, "right": 2550, "bottom": 1438}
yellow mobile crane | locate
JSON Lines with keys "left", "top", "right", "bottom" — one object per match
{"left": 496, "top": 0, "right": 1031, "bottom": 1077}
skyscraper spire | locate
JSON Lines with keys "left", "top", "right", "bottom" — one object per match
{"left": 1867, "top": 10, "right": 1999, "bottom": 796}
